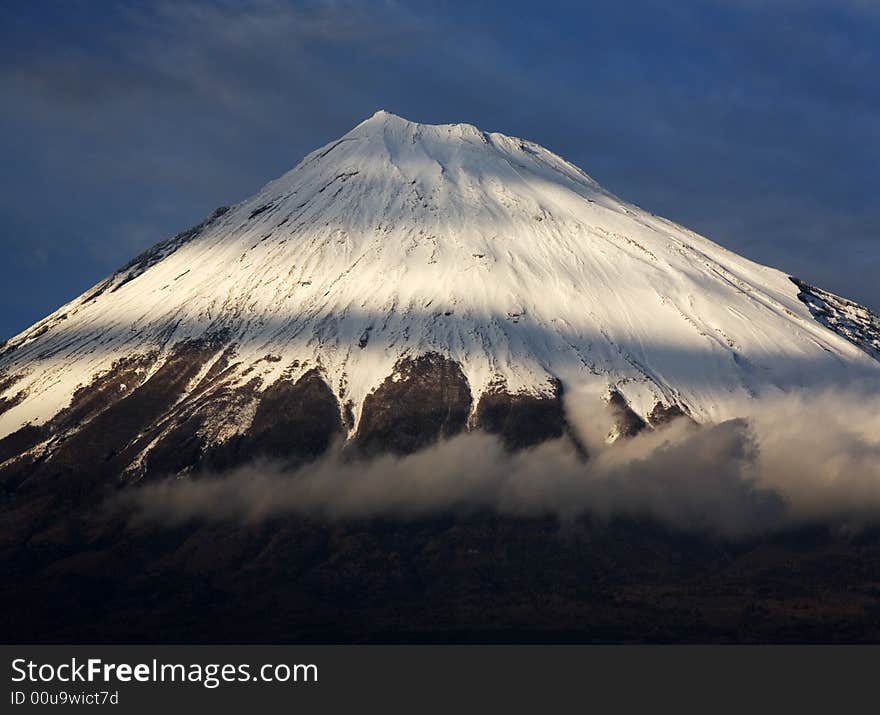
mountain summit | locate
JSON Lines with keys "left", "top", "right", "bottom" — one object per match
{"left": 1, "top": 111, "right": 879, "bottom": 476}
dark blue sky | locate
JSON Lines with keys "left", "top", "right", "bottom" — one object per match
{"left": 2, "top": 0, "right": 878, "bottom": 340}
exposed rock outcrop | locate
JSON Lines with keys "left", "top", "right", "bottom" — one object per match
{"left": 647, "top": 401, "right": 693, "bottom": 427}
{"left": 472, "top": 378, "right": 568, "bottom": 450}
{"left": 201, "top": 369, "right": 344, "bottom": 472}
{"left": 791, "top": 276, "right": 880, "bottom": 361}
{"left": 355, "top": 353, "right": 472, "bottom": 456}
{"left": 606, "top": 389, "right": 648, "bottom": 440}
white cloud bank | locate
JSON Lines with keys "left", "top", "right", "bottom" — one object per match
{"left": 118, "top": 387, "right": 880, "bottom": 539}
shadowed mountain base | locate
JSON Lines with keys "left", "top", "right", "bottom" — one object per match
{"left": 2, "top": 508, "right": 880, "bottom": 644}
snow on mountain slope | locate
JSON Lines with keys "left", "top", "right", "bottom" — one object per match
{"left": 1, "top": 110, "right": 879, "bottom": 464}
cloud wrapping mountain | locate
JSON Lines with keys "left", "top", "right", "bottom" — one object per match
{"left": 120, "top": 388, "right": 880, "bottom": 538}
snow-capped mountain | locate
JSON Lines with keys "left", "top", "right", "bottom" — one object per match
{"left": 1, "top": 110, "right": 879, "bottom": 477}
